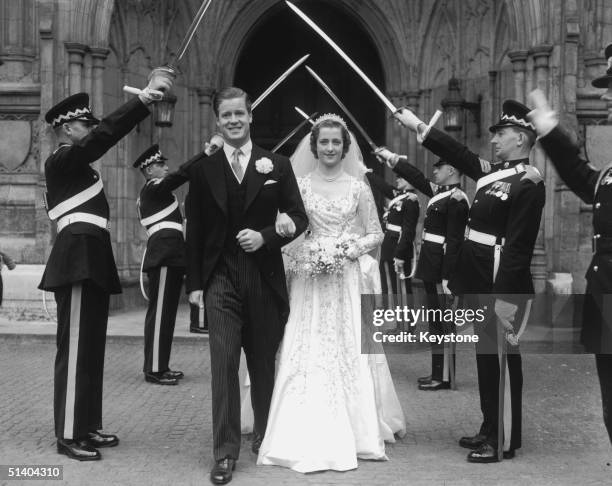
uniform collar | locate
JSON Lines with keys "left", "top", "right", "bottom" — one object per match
{"left": 437, "top": 183, "right": 461, "bottom": 193}
{"left": 491, "top": 158, "right": 529, "bottom": 171}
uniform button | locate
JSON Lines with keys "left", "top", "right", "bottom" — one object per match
{"left": 468, "top": 218, "right": 471, "bottom": 222}
{"left": 594, "top": 266, "right": 599, "bottom": 272}
{"left": 595, "top": 203, "right": 601, "bottom": 209}
{"left": 474, "top": 200, "right": 478, "bottom": 204}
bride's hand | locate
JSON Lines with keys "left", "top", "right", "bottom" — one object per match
{"left": 275, "top": 212, "right": 296, "bottom": 238}
{"left": 345, "top": 244, "right": 360, "bottom": 260}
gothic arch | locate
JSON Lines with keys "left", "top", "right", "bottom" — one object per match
{"left": 212, "top": 0, "right": 405, "bottom": 94}
{"left": 418, "top": 0, "right": 457, "bottom": 88}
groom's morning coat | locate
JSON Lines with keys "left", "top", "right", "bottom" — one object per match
{"left": 184, "top": 144, "right": 308, "bottom": 322}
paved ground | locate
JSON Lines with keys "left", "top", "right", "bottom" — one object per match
{"left": 0, "top": 305, "right": 611, "bottom": 485}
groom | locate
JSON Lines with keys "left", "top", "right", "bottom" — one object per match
{"left": 185, "top": 87, "right": 308, "bottom": 484}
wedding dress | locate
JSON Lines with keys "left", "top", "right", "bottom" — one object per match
{"left": 257, "top": 131, "right": 406, "bottom": 473}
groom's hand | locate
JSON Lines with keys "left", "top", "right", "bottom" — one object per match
{"left": 189, "top": 290, "right": 203, "bottom": 307}
{"left": 237, "top": 229, "right": 264, "bottom": 252}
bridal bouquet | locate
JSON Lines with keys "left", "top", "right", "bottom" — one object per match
{"left": 285, "top": 233, "right": 356, "bottom": 277}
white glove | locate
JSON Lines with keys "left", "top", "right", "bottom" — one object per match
{"left": 441, "top": 279, "right": 451, "bottom": 295}
{"left": 138, "top": 67, "right": 175, "bottom": 105}
{"left": 393, "top": 258, "right": 405, "bottom": 277}
{"left": 374, "top": 147, "right": 400, "bottom": 167}
{"left": 204, "top": 133, "right": 224, "bottom": 156}
{"left": 527, "top": 89, "right": 558, "bottom": 137}
{"left": 393, "top": 108, "right": 426, "bottom": 133}
{"left": 495, "top": 299, "right": 519, "bottom": 345}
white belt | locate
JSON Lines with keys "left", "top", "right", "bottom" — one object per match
{"left": 423, "top": 231, "right": 445, "bottom": 244}
{"left": 465, "top": 228, "right": 505, "bottom": 247}
{"left": 146, "top": 221, "right": 184, "bottom": 237}
{"left": 56, "top": 212, "right": 109, "bottom": 233}
{"left": 465, "top": 227, "right": 505, "bottom": 282}
{"left": 386, "top": 223, "right": 401, "bottom": 233}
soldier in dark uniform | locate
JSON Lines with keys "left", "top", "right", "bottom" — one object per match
{"left": 374, "top": 150, "right": 469, "bottom": 390}
{"left": 39, "top": 69, "right": 173, "bottom": 461}
{"left": 395, "top": 100, "right": 545, "bottom": 462}
{"left": 528, "top": 81, "right": 612, "bottom": 445}
{"left": 134, "top": 144, "right": 189, "bottom": 385}
{"left": 366, "top": 171, "right": 419, "bottom": 297}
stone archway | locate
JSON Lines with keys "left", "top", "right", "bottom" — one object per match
{"left": 231, "top": 1, "right": 386, "bottom": 156}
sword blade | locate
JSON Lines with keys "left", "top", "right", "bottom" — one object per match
{"left": 272, "top": 112, "right": 318, "bottom": 153}
{"left": 171, "top": 0, "right": 214, "bottom": 69}
{"left": 252, "top": 54, "right": 310, "bottom": 110}
{"left": 286, "top": 1, "right": 396, "bottom": 113}
{"left": 294, "top": 106, "right": 315, "bottom": 125}
{"left": 305, "top": 66, "right": 378, "bottom": 151}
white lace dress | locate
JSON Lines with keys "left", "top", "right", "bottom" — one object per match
{"left": 257, "top": 174, "right": 406, "bottom": 473}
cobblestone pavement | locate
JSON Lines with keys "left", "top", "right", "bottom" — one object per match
{"left": 0, "top": 334, "right": 610, "bottom": 486}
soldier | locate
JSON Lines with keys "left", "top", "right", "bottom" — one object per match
{"left": 366, "top": 171, "right": 419, "bottom": 298}
{"left": 374, "top": 152, "right": 469, "bottom": 391}
{"left": 39, "top": 69, "right": 173, "bottom": 461}
{"left": 528, "top": 84, "right": 612, "bottom": 446}
{"left": 134, "top": 144, "right": 188, "bottom": 385}
{"left": 395, "top": 100, "right": 545, "bottom": 462}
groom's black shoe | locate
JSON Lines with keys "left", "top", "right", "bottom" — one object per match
{"left": 251, "top": 434, "right": 263, "bottom": 454}
{"left": 459, "top": 433, "right": 487, "bottom": 450}
{"left": 210, "top": 457, "right": 235, "bottom": 485}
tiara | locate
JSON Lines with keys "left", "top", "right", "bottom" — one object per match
{"left": 313, "top": 113, "right": 348, "bottom": 129}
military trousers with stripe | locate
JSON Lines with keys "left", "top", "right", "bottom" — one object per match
{"left": 465, "top": 293, "right": 527, "bottom": 452}
{"left": 54, "top": 280, "right": 109, "bottom": 440}
{"left": 205, "top": 251, "right": 284, "bottom": 461}
{"left": 423, "top": 281, "right": 455, "bottom": 383}
{"left": 143, "top": 266, "right": 184, "bottom": 374}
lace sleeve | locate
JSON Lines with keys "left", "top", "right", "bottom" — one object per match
{"left": 351, "top": 180, "right": 384, "bottom": 256}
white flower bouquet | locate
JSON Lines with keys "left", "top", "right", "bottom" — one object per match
{"left": 285, "top": 233, "right": 356, "bottom": 277}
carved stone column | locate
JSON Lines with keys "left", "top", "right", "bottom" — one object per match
{"left": 197, "top": 87, "right": 215, "bottom": 146}
{"left": 530, "top": 45, "right": 554, "bottom": 292}
{"left": 90, "top": 47, "right": 109, "bottom": 114}
{"left": 64, "top": 42, "right": 87, "bottom": 94}
{"left": 508, "top": 50, "right": 528, "bottom": 103}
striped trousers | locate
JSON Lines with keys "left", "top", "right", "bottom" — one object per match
{"left": 466, "top": 294, "right": 526, "bottom": 452}
{"left": 205, "top": 252, "right": 283, "bottom": 461}
{"left": 54, "top": 281, "right": 109, "bottom": 440}
{"left": 143, "top": 266, "right": 183, "bottom": 373}
{"left": 423, "top": 281, "right": 455, "bottom": 383}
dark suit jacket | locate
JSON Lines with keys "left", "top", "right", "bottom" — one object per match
{"left": 185, "top": 143, "right": 308, "bottom": 312}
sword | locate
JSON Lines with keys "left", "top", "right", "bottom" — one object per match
{"left": 286, "top": 1, "right": 397, "bottom": 113}
{"left": 305, "top": 66, "right": 378, "bottom": 151}
{"left": 251, "top": 54, "right": 310, "bottom": 109}
{"left": 294, "top": 106, "right": 316, "bottom": 125}
{"left": 272, "top": 111, "right": 318, "bottom": 153}
{"left": 123, "top": 0, "right": 214, "bottom": 98}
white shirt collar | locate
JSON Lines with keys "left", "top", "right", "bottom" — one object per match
{"left": 223, "top": 139, "right": 252, "bottom": 162}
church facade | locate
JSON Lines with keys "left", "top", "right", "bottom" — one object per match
{"left": 0, "top": 0, "right": 610, "bottom": 305}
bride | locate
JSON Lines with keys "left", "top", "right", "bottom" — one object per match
{"left": 256, "top": 114, "right": 406, "bottom": 473}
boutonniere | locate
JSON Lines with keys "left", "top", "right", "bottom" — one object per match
{"left": 255, "top": 157, "right": 273, "bottom": 174}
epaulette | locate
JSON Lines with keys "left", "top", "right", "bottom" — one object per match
{"left": 450, "top": 188, "right": 468, "bottom": 202}
{"left": 404, "top": 191, "right": 419, "bottom": 201}
{"left": 520, "top": 165, "right": 543, "bottom": 184}
{"left": 479, "top": 158, "right": 492, "bottom": 174}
